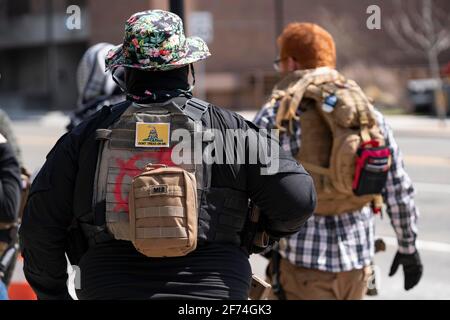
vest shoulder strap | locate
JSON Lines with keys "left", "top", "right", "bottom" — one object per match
{"left": 183, "top": 98, "right": 210, "bottom": 121}
{"left": 104, "top": 100, "right": 133, "bottom": 126}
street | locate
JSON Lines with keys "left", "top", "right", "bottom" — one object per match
{"left": 11, "top": 112, "right": 450, "bottom": 300}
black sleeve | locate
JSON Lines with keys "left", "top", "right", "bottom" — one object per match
{"left": 0, "top": 141, "right": 21, "bottom": 223}
{"left": 244, "top": 121, "right": 316, "bottom": 238}
{"left": 19, "top": 103, "right": 128, "bottom": 300}
{"left": 19, "top": 131, "right": 78, "bottom": 300}
{"left": 208, "top": 106, "right": 316, "bottom": 239}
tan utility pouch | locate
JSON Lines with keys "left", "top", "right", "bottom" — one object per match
{"left": 128, "top": 164, "right": 198, "bottom": 257}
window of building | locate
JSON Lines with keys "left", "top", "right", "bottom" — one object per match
{"left": 5, "top": 0, "right": 31, "bottom": 17}
{"left": 66, "top": 0, "right": 86, "bottom": 8}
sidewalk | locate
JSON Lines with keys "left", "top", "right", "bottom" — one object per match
{"left": 11, "top": 111, "right": 70, "bottom": 127}
{"left": 383, "top": 115, "right": 450, "bottom": 138}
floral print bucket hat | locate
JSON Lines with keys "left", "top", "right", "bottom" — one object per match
{"left": 105, "top": 10, "right": 210, "bottom": 72}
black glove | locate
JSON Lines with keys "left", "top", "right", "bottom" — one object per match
{"left": 389, "top": 251, "right": 423, "bottom": 290}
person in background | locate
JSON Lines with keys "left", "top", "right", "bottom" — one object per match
{"left": 67, "top": 43, "right": 125, "bottom": 131}
{"left": 20, "top": 10, "right": 316, "bottom": 300}
{"left": 0, "top": 108, "right": 31, "bottom": 291}
{"left": 0, "top": 109, "right": 23, "bottom": 166}
{"left": 255, "top": 22, "right": 422, "bottom": 300}
{"left": 0, "top": 134, "right": 21, "bottom": 300}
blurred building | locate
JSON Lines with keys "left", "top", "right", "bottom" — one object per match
{"left": 0, "top": 0, "right": 88, "bottom": 111}
{"left": 0, "top": 0, "right": 449, "bottom": 112}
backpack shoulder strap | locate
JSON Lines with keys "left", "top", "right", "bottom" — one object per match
{"left": 274, "top": 71, "right": 335, "bottom": 134}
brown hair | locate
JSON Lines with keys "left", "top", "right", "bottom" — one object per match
{"left": 277, "top": 22, "right": 336, "bottom": 70}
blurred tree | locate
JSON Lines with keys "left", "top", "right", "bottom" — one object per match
{"left": 316, "top": 7, "right": 369, "bottom": 66}
{"left": 386, "top": 0, "right": 450, "bottom": 121}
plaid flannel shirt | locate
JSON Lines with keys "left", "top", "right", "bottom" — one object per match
{"left": 254, "top": 101, "right": 419, "bottom": 273}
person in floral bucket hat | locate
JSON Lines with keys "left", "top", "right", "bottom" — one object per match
{"left": 20, "top": 10, "right": 316, "bottom": 300}
{"left": 104, "top": 10, "right": 211, "bottom": 104}
{"left": 105, "top": 10, "right": 210, "bottom": 72}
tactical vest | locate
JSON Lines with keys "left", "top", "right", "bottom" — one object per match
{"left": 272, "top": 68, "right": 391, "bottom": 216}
{"left": 83, "top": 97, "right": 249, "bottom": 256}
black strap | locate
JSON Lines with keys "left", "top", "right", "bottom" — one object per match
{"left": 107, "top": 100, "right": 133, "bottom": 123}
{"left": 79, "top": 222, "right": 114, "bottom": 247}
{"left": 271, "top": 250, "right": 287, "bottom": 300}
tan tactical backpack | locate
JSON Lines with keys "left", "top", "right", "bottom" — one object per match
{"left": 272, "top": 68, "right": 391, "bottom": 216}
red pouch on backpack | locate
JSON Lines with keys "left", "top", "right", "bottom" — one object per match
{"left": 353, "top": 141, "right": 391, "bottom": 196}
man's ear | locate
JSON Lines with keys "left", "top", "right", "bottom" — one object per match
{"left": 286, "top": 57, "right": 301, "bottom": 72}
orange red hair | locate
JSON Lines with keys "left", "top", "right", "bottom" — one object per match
{"left": 278, "top": 22, "right": 336, "bottom": 70}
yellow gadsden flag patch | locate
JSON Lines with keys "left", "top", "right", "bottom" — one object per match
{"left": 135, "top": 122, "right": 170, "bottom": 148}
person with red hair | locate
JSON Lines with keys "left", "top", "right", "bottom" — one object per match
{"left": 275, "top": 22, "right": 336, "bottom": 71}
{"left": 255, "top": 22, "right": 423, "bottom": 300}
